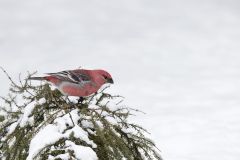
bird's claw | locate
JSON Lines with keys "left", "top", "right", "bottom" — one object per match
{"left": 77, "top": 97, "right": 84, "bottom": 104}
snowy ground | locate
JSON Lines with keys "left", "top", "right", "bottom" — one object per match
{"left": 1, "top": 0, "right": 240, "bottom": 159}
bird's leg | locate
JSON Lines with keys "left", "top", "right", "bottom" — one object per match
{"left": 77, "top": 97, "right": 84, "bottom": 104}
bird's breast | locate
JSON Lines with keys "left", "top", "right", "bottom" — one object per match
{"left": 59, "top": 82, "right": 100, "bottom": 97}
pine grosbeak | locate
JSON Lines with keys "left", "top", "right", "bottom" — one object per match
{"left": 28, "top": 69, "right": 114, "bottom": 97}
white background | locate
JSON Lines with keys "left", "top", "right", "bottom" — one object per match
{"left": 0, "top": 0, "right": 240, "bottom": 159}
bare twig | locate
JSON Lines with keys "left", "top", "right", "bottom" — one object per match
{"left": 0, "top": 66, "right": 19, "bottom": 87}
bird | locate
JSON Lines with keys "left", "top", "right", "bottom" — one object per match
{"left": 28, "top": 69, "right": 114, "bottom": 102}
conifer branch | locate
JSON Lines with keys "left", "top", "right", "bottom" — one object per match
{"left": 0, "top": 69, "right": 162, "bottom": 160}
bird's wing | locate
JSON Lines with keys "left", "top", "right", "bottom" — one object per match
{"left": 46, "top": 70, "right": 92, "bottom": 84}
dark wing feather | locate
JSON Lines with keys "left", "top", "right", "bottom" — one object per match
{"left": 46, "top": 70, "right": 91, "bottom": 84}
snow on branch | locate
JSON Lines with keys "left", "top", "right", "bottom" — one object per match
{"left": 0, "top": 70, "right": 162, "bottom": 160}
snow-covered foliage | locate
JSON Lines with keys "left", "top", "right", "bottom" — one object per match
{"left": 0, "top": 71, "right": 161, "bottom": 160}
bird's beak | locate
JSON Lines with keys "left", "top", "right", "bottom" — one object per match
{"left": 107, "top": 78, "right": 114, "bottom": 84}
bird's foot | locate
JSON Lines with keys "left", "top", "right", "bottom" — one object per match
{"left": 77, "top": 97, "right": 84, "bottom": 104}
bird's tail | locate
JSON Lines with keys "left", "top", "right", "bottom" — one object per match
{"left": 28, "top": 77, "right": 46, "bottom": 81}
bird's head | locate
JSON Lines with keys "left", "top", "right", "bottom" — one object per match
{"left": 95, "top": 69, "right": 114, "bottom": 84}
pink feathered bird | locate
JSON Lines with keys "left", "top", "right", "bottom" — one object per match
{"left": 28, "top": 69, "right": 114, "bottom": 100}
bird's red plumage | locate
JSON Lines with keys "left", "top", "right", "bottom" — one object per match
{"left": 29, "top": 69, "right": 113, "bottom": 97}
